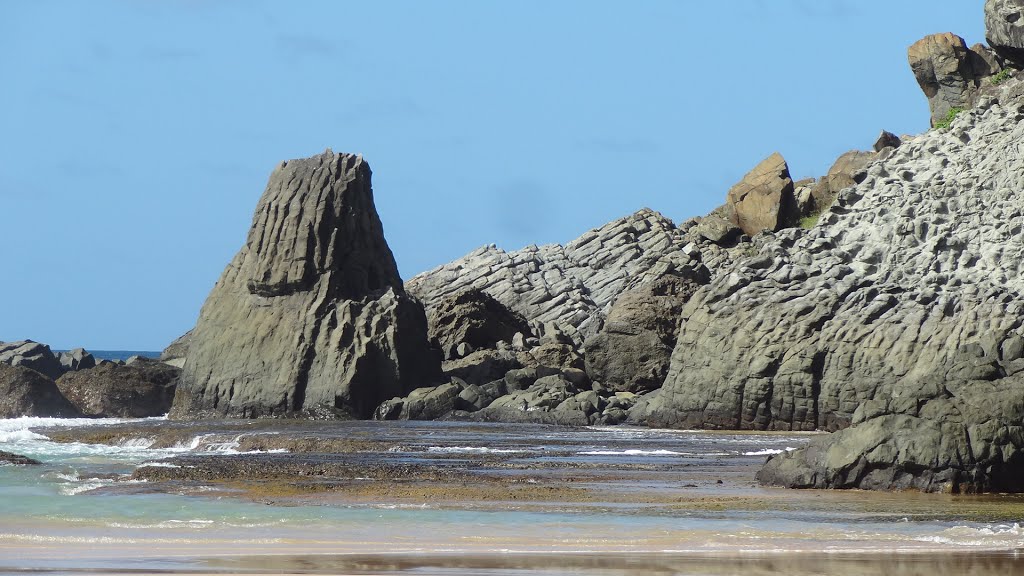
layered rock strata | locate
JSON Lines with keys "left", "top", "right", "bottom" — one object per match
{"left": 406, "top": 208, "right": 704, "bottom": 344}
{"left": 170, "top": 151, "right": 438, "bottom": 420}
{"left": 647, "top": 92, "right": 1024, "bottom": 491}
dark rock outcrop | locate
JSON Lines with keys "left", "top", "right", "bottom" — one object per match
{"left": 986, "top": 0, "right": 1024, "bottom": 65}
{"left": 57, "top": 358, "right": 179, "bottom": 418}
{"left": 583, "top": 274, "right": 701, "bottom": 393}
{"left": 724, "top": 152, "right": 798, "bottom": 237}
{"left": 908, "top": 33, "right": 1001, "bottom": 126}
{"left": 0, "top": 341, "right": 65, "bottom": 381}
{"left": 427, "top": 289, "right": 531, "bottom": 360}
{"left": 0, "top": 363, "right": 80, "bottom": 418}
{"left": 0, "top": 451, "right": 41, "bottom": 466}
{"left": 170, "top": 151, "right": 439, "bottom": 420}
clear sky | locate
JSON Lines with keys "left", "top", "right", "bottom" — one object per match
{"left": 2, "top": 1, "right": 986, "bottom": 350}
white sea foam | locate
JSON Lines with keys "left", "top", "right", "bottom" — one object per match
{"left": 425, "top": 446, "right": 526, "bottom": 454}
{"left": 742, "top": 447, "right": 798, "bottom": 456}
{"left": 579, "top": 449, "right": 702, "bottom": 456}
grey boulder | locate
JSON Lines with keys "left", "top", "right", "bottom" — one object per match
{"left": 58, "top": 348, "right": 96, "bottom": 372}
{"left": 584, "top": 274, "right": 701, "bottom": 393}
{"left": 0, "top": 341, "right": 64, "bottom": 381}
{"left": 0, "top": 363, "right": 80, "bottom": 418}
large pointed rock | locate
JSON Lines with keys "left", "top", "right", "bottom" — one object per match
{"left": 725, "top": 153, "right": 798, "bottom": 237}
{"left": 169, "top": 151, "right": 439, "bottom": 420}
{"left": 907, "top": 33, "right": 998, "bottom": 127}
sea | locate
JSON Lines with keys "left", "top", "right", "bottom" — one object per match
{"left": 2, "top": 354, "right": 1024, "bottom": 574}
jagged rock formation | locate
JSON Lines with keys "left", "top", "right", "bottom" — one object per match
{"left": 723, "top": 153, "right": 798, "bottom": 236}
{"left": 908, "top": 32, "right": 1003, "bottom": 126}
{"left": 0, "top": 363, "right": 80, "bottom": 418}
{"left": 426, "top": 289, "right": 531, "bottom": 360}
{"left": 169, "top": 151, "right": 439, "bottom": 420}
{"left": 58, "top": 348, "right": 96, "bottom": 372}
{"left": 798, "top": 150, "right": 875, "bottom": 217}
{"left": 647, "top": 89, "right": 1024, "bottom": 491}
{"left": 0, "top": 341, "right": 65, "bottom": 381}
{"left": 57, "top": 358, "right": 179, "bottom": 418}
{"left": 583, "top": 274, "right": 702, "bottom": 393}
{"left": 406, "top": 208, "right": 704, "bottom": 343}
{"left": 986, "top": 0, "right": 1024, "bottom": 64}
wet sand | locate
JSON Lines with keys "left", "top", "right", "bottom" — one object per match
{"left": 6, "top": 419, "right": 1024, "bottom": 575}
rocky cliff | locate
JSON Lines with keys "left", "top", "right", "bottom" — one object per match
{"left": 169, "top": 151, "right": 438, "bottom": 419}
{"left": 644, "top": 71, "right": 1024, "bottom": 490}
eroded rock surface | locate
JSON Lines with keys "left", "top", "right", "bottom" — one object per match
{"left": 986, "top": 0, "right": 1024, "bottom": 65}
{"left": 170, "top": 151, "right": 438, "bottom": 420}
{"left": 645, "top": 91, "right": 1024, "bottom": 491}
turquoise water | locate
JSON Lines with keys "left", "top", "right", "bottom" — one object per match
{"left": 3, "top": 418, "right": 1024, "bottom": 574}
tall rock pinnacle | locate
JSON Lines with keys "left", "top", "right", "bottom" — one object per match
{"left": 170, "top": 150, "right": 439, "bottom": 419}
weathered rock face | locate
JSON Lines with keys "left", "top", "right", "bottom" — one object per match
{"left": 0, "top": 341, "right": 64, "bottom": 381}
{"left": 160, "top": 331, "right": 191, "bottom": 368}
{"left": 986, "top": 0, "right": 1024, "bottom": 65}
{"left": 57, "top": 358, "right": 179, "bottom": 418}
{"left": 725, "top": 153, "right": 798, "bottom": 236}
{"left": 170, "top": 151, "right": 439, "bottom": 420}
{"left": 426, "top": 289, "right": 531, "bottom": 360}
{"left": 908, "top": 33, "right": 1000, "bottom": 126}
{"left": 646, "top": 91, "right": 1024, "bottom": 491}
{"left": 0, "top": 363, "right": 80, "bottom": 418}
{"left": 583, "top": 274, "right": 701, "bottom": 393}
{"left": 407, "top": 208, "right": 704, "bottom": 343}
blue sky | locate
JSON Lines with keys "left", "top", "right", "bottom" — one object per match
{"left": 1, "top": 1, "right": 985, "bottom": 350}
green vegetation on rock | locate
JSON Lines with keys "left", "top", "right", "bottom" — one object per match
{"left": 990, "top": 69, "right": 1012, "bottom": 85}
{"left": 934, "top": 107, "right": 964, "bottom": 130}
{"left": 799, "top": 213, "right": 820, "bottom": 229}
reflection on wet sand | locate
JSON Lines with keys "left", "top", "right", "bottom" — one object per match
{"left": 207, "top": 551, "right": 1024, "bottom": 576}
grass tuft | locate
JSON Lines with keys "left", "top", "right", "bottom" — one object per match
{"left": 934, "top": 107, "right": 965, "bottom": 130}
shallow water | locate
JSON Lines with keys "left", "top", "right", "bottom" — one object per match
{"left": 2, "top": 417, "right": 1024, "bottom": 574}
